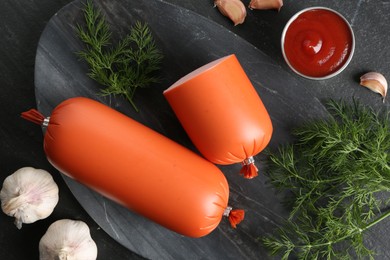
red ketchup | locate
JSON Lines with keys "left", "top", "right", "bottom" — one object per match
{"left": 282, "top": 7, "right": 354, "bottom": 79}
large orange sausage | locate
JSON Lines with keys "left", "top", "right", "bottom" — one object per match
{"left": 164, "top": 54, "right": 273, "bottom": 179}
{"left": 22, "top": 97, "right": 243, "bottom": 237}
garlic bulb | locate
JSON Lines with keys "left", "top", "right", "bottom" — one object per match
{"left": 0, "top": 167, "right": 59, "bottom": 229}
{"left": 249, "top": 0, "right": 283, "bottom": 11}
{"left": 214, "top": 0, "right": 246, "bottom": 26}
{"left": 39, "top": 219, "right": 98, "bottom": 260}
{"left": 360, "top": 72, "right": 388, "bottom": 103}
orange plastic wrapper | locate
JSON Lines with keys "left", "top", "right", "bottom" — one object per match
{"left": 22, "top": 97, "right": 244, "bottom": 237}
{"left": 164, "top": 54, "right": 273, "bottom": 179}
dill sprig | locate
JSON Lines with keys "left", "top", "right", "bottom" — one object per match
{"left": 75, "top": 0, "right": 163, "bottom": 112}
{"left": 262, "top": 99, "right": 390, "bottom": 259}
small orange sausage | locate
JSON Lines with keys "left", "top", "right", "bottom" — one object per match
{"left": 164, "top": 54, "right": 273, "bottom": 178}
{"left": 24, "top": 97, "right": 232, "bottom": 238}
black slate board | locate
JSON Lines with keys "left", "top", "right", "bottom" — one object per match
{"left": 33, "top": 0, "right": 353, "bottom": 259}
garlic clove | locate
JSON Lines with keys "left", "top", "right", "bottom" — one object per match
{"left": 39, "top": 219, "right": 98, "bottom": 260}
{"left": 248, "top": 0, "right": 283, "bottom": 11}
{"left": 360, "top": 72, "right": 388, "bottom": 103}
{"left": 214, "top": 0, "right": 246, "bottom": 26}
{"left": 0, "top": 167, "right": 59, "bottom": 229}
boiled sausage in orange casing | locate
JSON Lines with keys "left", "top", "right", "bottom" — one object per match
{"left": 164, "top": 54, "right": 273, "bottom": 178}
{"left": 23, "top": 97, "right": 236, "bottom": 238}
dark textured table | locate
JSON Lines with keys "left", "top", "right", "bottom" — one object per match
{"left": 1, "top": 0, "right": 389, "bottom": 259}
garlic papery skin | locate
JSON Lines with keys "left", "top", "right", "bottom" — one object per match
{"left": 214, "top": 0, "right": 246, "bottom": 26}
{"left": 39, "top": 219, "right": 98, "bottom": 260}
{"left": 360, "top": 72, "right": 388, "bottom": 103}
{"left": 249, "top": 0, "right": 283, "bottom": 11}
{"left": 0, "top": 167, "right": 59, "bottom": 229}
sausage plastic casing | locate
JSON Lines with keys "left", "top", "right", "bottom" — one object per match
{"left": 44, "top": 97, "right": 229, "bottom": 238}
{"left": 164, "top": 54, "right": 273, "bottom": 165}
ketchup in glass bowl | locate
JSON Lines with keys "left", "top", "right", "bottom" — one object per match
{"left": 281, "top": 7, "right": 355, "bottom": 80}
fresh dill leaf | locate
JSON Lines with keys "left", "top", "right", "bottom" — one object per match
{"left": 76, "top": 0, "right": 163, "bottom": 112}
{"left": 262, "top": 99, "right": 390, "bottom": 259}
